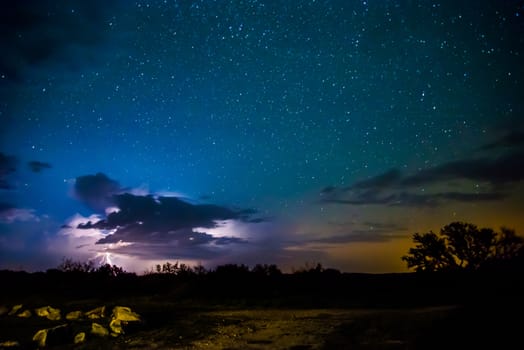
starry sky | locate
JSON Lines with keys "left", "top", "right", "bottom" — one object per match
{"left": 1, "top": 0, "right": 524, "bottom": 273}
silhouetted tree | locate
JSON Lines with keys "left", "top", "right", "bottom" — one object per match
{"left": 214, "top": 264, "right": 250, "bottom": 276}
{"left": 95, "top": 263, "right": 125, "bottom": 277}
{"left": 402, "top": 232, "right": 456, "bottom": 272}
{"left": 440, "top": 222, "right": 495, "bottom": 269}
{"left": 293, "top": 262, "right": 324, "bottom": 274}
{"left": 193, "top": 264, "right": 207, "bottom": 275}
{"left": 57, "top": 258, "right": 95, "bottom": 273}
{"left": 162, "top": 261, "right": 176, "bottom": 274}
{"left": 402, "top": 222, "right": 523, "bottom": 272}
{"left": 251, "top": 264, "right": 282, "bottom": 277}
{"left": 494, "top": 227, "right": 523, "bottom": 261}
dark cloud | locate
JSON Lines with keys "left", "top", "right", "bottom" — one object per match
{"left": 304, "top": 221, "right": 408, "bottom": 245}
{"left": 28, "top": 161, "right": 52, "bottom": 173}
{"left": 73, "top": 173, "right": 122, "bottom": 211}
{"left": 69, "top": 172, "right": 262, "bottom": 254}
{"left": 390, "top": 191, "right": 507, "bottom": 207}
{"left": 402, "top": 151, "right": 524, "bottom": 187}
{"left": 322, "top": 132, "right": 524, "bottom": 208}
{"left": 323, "top": 188, "right": 507, "bottom": 208}
{"left": 312, "top": 231, "right": 407, "bottom": 244}
{"left": 215, "top": 236, "right": 247, "bottom": 245}
{"left": 75, "top": 193, "right": 256, "bottom": 246}
{"left": 480, "top": 130, "right": 524, "bottom": 151}
{"left": 0, "top": 152, "right": 17, "bottom": 189}
{"left": 320, "top": 186, "right": 337, "bottom": 195}
{"left": 434, "top": 191, "right": 506, "bottom": 202}
{"left": 361, "top": 221, "right": 408, "bottom": 232}
{"left": 247, "top": 217, "right": 270, "bottom": 224}
{"left": 0, "top": 0, "right": 119, "bottom": 82}
{"left": 296, "top": 220, "right": 409, "bottom": 246}
{"left": 96, "top": 226, "right": 244, "bottom": 247}
{"left": 352, "top": 169, "right": 402, "bottom": 190}
{"left": 1, "top": 154, "right": 52, "bottom": 188}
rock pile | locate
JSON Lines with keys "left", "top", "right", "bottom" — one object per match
{"left": 0, "top": 304, "right": 142, "bottom": 347}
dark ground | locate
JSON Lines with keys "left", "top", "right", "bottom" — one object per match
{"left": 0, "top": 268, "right": 522, "bottom": 349}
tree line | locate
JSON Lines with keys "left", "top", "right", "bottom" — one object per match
{"left": 9, "top": 220, "right": 524, "bottom": 278}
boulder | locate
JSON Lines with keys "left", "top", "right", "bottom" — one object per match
{"left": 74, "top": 332, "right": 86, "bottom": 344}
{"left": 66, "top": 310, "right": 83, "bottom": 320}
{"left": 17, "top": 310, "right": 32, "bottom": 318}
{"left": 32, "top": 324, "right": 70, "bottom": 347}
{"left": 112, "top": 306, "right": 140, "bottom": 322}
{"left": 8, "top": 304, "right": 22, "bottom": 316}
{"left": 85, "top": 306, "right": 105, "bottom": 319}
{"left": 32, "top": 329, "right": 48, "bottom": 348}
{"left": 35, "top": 306, "right": 61, "bottom": 321}
{"left": 91, "top": 322, "right": 109, "bottom": 337}
{"left": 109, "top": 318, "right": 123, "bottom": 336}
{"left": 109, "top": 306, "right": 141, "bottom": 336}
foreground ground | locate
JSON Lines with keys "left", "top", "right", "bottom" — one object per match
{"left": 120, "top": 306, "right": 456, "bottom": 350}
{"left": 1, "top": 269, "right": 522, "bottom": 349}
{"left": 1, "top": 300, "right": 455, "bottom": 350}
{"left": 2, "top": 299, "right": 519, "bottom": 349}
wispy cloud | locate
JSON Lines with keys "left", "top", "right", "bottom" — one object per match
{"left": 401, "top": 151, "right": 524, "bottom": 187}
{"left": 0, "top": 204, "right": 38, "bottom": 224}
{"left": 321, "top": 131, "right": 523, "bottom": 207}
{"left": 480, "top": 130, "right": 524, "bottom": 151}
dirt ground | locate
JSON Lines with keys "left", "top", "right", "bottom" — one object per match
{"left": 117, "top": 307, "right": 455, "bottom": 350}
{"left": 125, "top": 309, "right": 354, "bottom": 350}
{"left": 0, "top": 302, "right": 475, "bottom": 349}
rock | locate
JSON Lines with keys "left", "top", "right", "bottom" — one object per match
{"left": 109, "top": 318, "right": 123, "bottom": 336}
{"left": 91, "top": 322, "right": 109, "bottom": 337}
{"left": 109, "top": 306, "right": 141, "bottom": 336}
{"left": 112, "top": 306, "right": 140, "bottom": 322}
{"left": 17, "top": 310, "right": 32, "bottom": 318}
{"left": 35, "top": 306, "right": 61, "bottom": 321}
{"left": 66, "top": 310, "right": 83, "bottom": 320}
{"left": 32, "top": 329, "right": 48, "bottom": 348}
{"left": 7, "top": 305, "right": 22, "bottom": 316}
{"left": 0, "top": 340, "right": 19, "bottom": 347}
{"left": 85, "top": 306, "right": 105, "bottom": 319}
{"left": 32, "top": 324, "right": 70, "bottom": 348}
{"left": 74, "top": 332, "right": 86, "bottom": 344}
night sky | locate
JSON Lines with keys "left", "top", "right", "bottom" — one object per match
{"left": 1, "top": 0, "right": 523, "bottom": 273}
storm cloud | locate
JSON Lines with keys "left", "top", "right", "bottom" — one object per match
{"left": 77, "top": 193, "right": 255, "bottom": 245}
{"left": 73, "top": 173, "right": 122, "bottom": 211}
{"left": 67, "top": 172, "right": 261, "bottom": 251}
